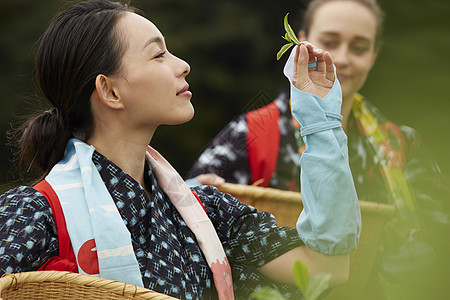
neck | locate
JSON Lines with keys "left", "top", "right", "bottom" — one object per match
{"left": 341, "top": 93, "right": 355, "bottom": 132}
{"left": 86, "top": 130, "right": 154, "bottom": 189}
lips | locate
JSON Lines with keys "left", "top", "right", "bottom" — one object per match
{"left": 337, "top": 73, "right": 349, "bottom": 82}
{"left": 177, "top": 84, "right": 190, "bottom": 96}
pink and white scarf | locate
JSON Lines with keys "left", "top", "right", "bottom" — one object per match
{"left": 146, "top": 146, "right": 234, "bottom": 300}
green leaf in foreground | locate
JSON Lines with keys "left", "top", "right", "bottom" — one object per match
{"left": 250, "top": 260, "right": 331, "bottom": 300}
{"left": 250, "top": 287, "right": 287, "bottom": 300}
{"left": 305, "top": 273, "right": 332, "bottom": 300}
{"left": 276, "top": 42, "right": 294, "bottom": 60}
{"left": 293, "top": 260, "right": 309, "bottom": 294}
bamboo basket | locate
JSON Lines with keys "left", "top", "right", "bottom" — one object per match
{"left": 217, "top": 182, "right": 396, "bottom": 300}
{"left": 0, "top": 271, "right": 177, "bottom": 300}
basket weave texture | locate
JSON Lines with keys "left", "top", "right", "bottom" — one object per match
{"left": 217, "top": 182, "right": 396, "bottom": 300}
{"left": 0, "top": 271, "right": 177, "bottom": 300}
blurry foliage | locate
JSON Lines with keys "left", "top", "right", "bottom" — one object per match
{"left": 251, "top": 260, "right": 331, "bottom": 300}
{"left": 0, "top": 1, "right": 449, "bottom": 186}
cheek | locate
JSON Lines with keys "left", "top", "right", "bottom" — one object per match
{"left": 127, "top": 74, "right": 171, "bottom": 107}
{"left": 354, "top": 55, "right": 375, "bottom": 76}
{"left": 350, "top": 60, "right": 373, "bottom": 92}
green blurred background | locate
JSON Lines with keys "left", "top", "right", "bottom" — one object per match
{"left": 0, "top": 0, "right": 449, "bottom": 298}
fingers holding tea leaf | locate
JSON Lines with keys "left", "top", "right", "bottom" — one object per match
{"left": 305, "top": 43, "right": 317, "bottom": 66}
{"left": 324, "top": 52, "right": 335, "bottom": 82}
{"left": 292, "top": 45, "right": 300, "bottom": 86}
{"left": 293, "top": 44, "right": 311, "bottom": 90}
{"left": 314, "top": 49, "right": 325, "bottom": 73}
{"left": 304, "top": 45, "right": 335, "bottom": 84}
{"left": 303, "top": 43, "right": 314, "bottom": 53}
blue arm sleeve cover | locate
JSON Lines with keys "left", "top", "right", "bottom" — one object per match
{"left": 291, "top": 78, "right": 361, "bottom": 255}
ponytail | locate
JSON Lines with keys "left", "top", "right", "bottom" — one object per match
{"left": 12, "top": 107, "right": 71, "bottom": 178}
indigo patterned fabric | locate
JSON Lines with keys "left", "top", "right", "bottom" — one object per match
{"left": 0, "top": 151, "right": 304, "bottom": 299}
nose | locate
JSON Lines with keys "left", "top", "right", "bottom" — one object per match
{"left": 176, "top": 56, "right": 190, "bottom": 77}
{"left": 331, "top": 45, "right": 350, "bottom": 68}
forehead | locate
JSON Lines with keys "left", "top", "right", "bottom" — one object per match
{"left": 311, "top": 1, "right": 377, "bottom": 40}
{"left": 117, "top": 12, "right": 163, "bottom": 49}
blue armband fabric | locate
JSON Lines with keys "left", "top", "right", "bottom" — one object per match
{"left": 300, "top": 121, "right": 341, "bottom": 137}
{"left": 283, "top": 45, "right": 361, "bottom": 255}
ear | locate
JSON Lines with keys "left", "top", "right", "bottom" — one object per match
{"left": 94, "top": 74, "right": 124, "bottom": 110}
{"left": 298, "top": 30, "right": 306, "bottom": 42}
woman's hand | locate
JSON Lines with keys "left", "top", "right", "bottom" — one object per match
{"left": 196, "top": 173, "right": 225, "bottom": 186}
{"left": 292, "top": 43, "right": 335, "bottom": 99}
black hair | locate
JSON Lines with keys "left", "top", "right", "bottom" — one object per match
{"left": 11, "top": 0, "right": 138, "bottom": 179}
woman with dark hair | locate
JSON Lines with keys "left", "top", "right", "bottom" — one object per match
{"left": 0, "top": 1, "right": 361, "bottom": 299}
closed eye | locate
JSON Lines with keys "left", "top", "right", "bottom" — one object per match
{"left": 154, "top": 51, "right": 166, "bottom": 59}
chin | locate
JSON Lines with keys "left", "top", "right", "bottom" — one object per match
{"left": 182, "top": 106, "right": 195, "bottom": 123}
{"left": 341, "top": 85, "right": 354, "bottom": 100}
{"left": 181, "top": 113, "right": 195, "bottom": 124}
{"left": 167, "top": 108, "right": 195, "bottom": 126}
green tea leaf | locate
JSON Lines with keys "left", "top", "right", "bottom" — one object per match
{"left": 276, "top": 42, "right": 293, "bottom": 60}
{"left": 293, "top": 260, "right": 309, "bottom": 294}
{"left": 283, "top": 33, "right": 291, "bottom": 42}
{"left": 305, "top": 273, "right": 332, "bottom": 300}
{"left": 283, "top": 13, "right": 301, "bottom": 45}
{"left": 277, "top": 13, "right": 302, "bottom": 60}
{"left": 250, "top": 287, "right": 287, "bottom": 300}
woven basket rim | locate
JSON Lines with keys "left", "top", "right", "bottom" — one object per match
{"left": 0, "top": 271, "right": 177, "bottom": 299}
{"left": 217, "top": 182, "right": 396, "bottom": 215}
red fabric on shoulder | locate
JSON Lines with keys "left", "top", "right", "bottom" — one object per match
{"left": 245, "top": 101, "right": 281, "bottom": 187}
{"left": 34, "top": 180, "right": 77, "bottom": 272}
{"left": 37, "top": 256, "right": 78, "bottom": 272}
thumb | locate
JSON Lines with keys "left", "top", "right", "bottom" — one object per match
{"left": 293, "top": 44, "right": 310, "bottom": 91}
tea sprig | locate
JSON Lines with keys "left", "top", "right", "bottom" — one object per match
{"left": 277, "top": 13, "right": 302, "bottom": 60}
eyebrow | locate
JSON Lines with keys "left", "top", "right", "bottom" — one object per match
{"left": 143, "top": 36, "right": 165, "bottom": 50}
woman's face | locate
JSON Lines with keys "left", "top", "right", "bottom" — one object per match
{"left": 112, "top": 12, "right": 193, "bottom": 130}
{"left": 300, "top": 1, "right": 378, "bottom": 101}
